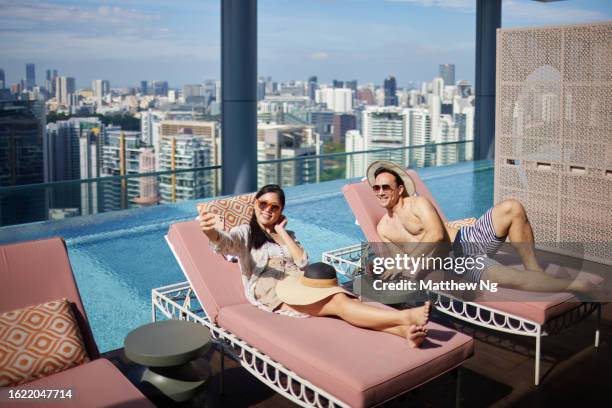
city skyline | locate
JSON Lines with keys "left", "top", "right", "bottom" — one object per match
{"left": 1, "top": 0, "right": 611, "bottom": 87}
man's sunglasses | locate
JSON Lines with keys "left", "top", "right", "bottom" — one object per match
{"left": 372, "top": 184, "right": 395, "bottom": 193}
{"left": 257, "top": 200, "right": 282, "bottom": 213}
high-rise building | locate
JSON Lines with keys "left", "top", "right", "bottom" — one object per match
{"left": 257, "top": 123, "right": 320, "bottom": 187}
{"left": 278, "top": 81, "right": 305, "bottom": 97}
{"left": 159, "top": 129, "right": 212, "bottom": 202}
{"left": 151, "top": 80, "right": 169, "bottom": 96}
{"left": 203, "top": 80, "right": 216, "bottom": 104}
{"left": 258, "top": 95, "right": 310, "bottom": 115}
{"left": 44, "top": 117, "right": 103, "bottom": 215}
{"left": 405, "top": 108, "right": 435, "bottom": 168}
{"left": 332, "top": 113, "right": 357, "bottom": 144}
{"left": 140, "top": 109, "right": 164, "bottom": 152}
{"left": 44, "top": 121, "right": 81, "bottom": 209}
{"left": 257, "top": 79, "right": 266, "bottom": 101}
{"left": 456, "top": 80, "right": 471, "bottom": 98}
{"left": 140, "top": 80, "right": 148, "bottom": 95}
{"left": 46, "top": 69, "right": 58, "bottom": 95}
{"left": 290, "top": 108, "right": 334, "bottom": 141}
{"left": 133, "top": 147, "right": 159, "bottom": 206}
{"left": 183, "top": 84, "right": 205, "bottom": 102}
{"left": 101, "top": 129, "right": 143, "bottom": 211}
{"left": 25, "top": 63, "right": 35, "bottom": 90}
{"left": 345, "top": 80, "right": 358, "bottom": 93}
{"left": 332, "top": 80, "right": 344, "bottom": 89}
{"left": 383, "top": 76, "right": 398, "bottom": 106}
{"left": 56, "top": 76, "right": 75, "bottom": 106}
{"left": 92, "top": 79, "right": 110, "bottom": 99}
{"left": 345, "top": 130, "right": 366, "bottom": 178}
{"left": 0, "top": 100, "right": 46, "bottom": 225}
{"left": 362, "top": 106, "right": 407, "bottom": 165}
{"left": 0, "top": 68, "right": 6, "bottom": 89}
{"left": 435, "top": 114, "right": 458, "bottom": 166}
{"left": 160, "top": 120, "right": 221, "bottom": 194}
{"left": 439, "top": 64, "right": 456, "bottom": 86}
{"left": 307, "top": 76, "right": 318, "bottom": 101}
{"left": 315, "top": 88, "right": 353, "bottom": 113}
{"left": 78, "top": 122, "right": 103, "bottom": 215}
{"left": 432, "top": 77, "right": 444, "bottom": 98}
{"left": 357, "top": 87, "right": 375, "bottom": 105}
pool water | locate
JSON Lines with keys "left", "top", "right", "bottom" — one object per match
{"left": 0, "top": 160, "right": 493, "bottom": 352}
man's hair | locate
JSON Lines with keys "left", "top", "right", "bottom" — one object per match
{"left": 374, "top": 167, "right": 404, "bottom": 188}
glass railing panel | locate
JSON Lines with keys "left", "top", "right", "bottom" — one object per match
{"left": 1, "top": 140, "right": 474, "bottom": 228}
{"left": 257, "top": 140, "right": 474, "bottom": 189}
{"left": 0, "top": 166, "right": 221, "bottom": 227}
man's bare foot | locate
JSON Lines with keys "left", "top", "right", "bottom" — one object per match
{"left": 406, "top": 325, "right": 427, "bottom": 348}
{"left": 402, "top": 301, "right": 431, "bottom": 326}
{"left": 569, "top": 279, "right": 609, "bottom": 301}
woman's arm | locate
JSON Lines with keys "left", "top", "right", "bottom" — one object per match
{"left": 274, "top": 217, "right": 308, "bottom": 268}
{"left": 199, "top": 210, "right": 249, "bottom": 256}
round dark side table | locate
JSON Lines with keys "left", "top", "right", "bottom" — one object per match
{"left": 124, "top": 319, "right": 211, "bottom": 402}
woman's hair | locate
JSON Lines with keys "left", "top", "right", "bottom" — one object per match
{"left": 249, "top": 184, "right": 286, "bottom": 249}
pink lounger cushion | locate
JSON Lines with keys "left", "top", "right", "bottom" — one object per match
{"left": 219, "top": 304, "right": 473, "bottom": 408}
{"left": 167, "top": 221, "right": 248, "bottom": 323}
{"left": 343, "top": 177, "right": 600, "bottom": 325}
{"left": 167, "top": 220, "right": 474, "bottom": 408}
{"left": 0, "top": 359, "right": 155, "bottom": 408}
{"left": 0, "top": 238, "right": 98, "bottom": 359}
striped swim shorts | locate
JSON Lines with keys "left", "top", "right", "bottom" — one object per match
{"left": 451, "top": 208, "right": 507, "bottom": 283}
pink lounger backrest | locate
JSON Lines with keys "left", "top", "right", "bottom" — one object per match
{"left": 342, "top": 170, "right": 448, "bottom": 242}
{"left": 0, "top": 237, "right": 99, "bottom": 359}
{"left": 167, "top": 221, "right": 248, "bottom": 323}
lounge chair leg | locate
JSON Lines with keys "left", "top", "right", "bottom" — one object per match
{"left": 595, "top": 304, "right": 601, "bottom": 348}
{"left": 534, "top": 330, "right": 541, "bottom": 386}
{"left": 219, "top": 346, "right": 225, "bottom": 395}
{"left": 454, "top": 367, "right": 462, "bottom": 408}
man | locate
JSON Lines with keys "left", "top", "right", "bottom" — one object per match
{"left": 367, "top": 160, "right": 599, "bottom": 295}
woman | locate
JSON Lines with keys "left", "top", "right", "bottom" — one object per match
{"left": 199, "top": 184, "right": 430, "bottom": 347}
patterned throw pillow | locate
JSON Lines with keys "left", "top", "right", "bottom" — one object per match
{"left": 197, "top": 193, "right": 256, "bottom": 232}
{"left": 444, "top": 217, "right": 478, "bottom": 229}
{"left": 0, "top": 299, "right": 90, "bottom": 387}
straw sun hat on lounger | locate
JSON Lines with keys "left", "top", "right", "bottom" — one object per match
{"left": 277, "top": 262, "right": 354, "bottom": 306}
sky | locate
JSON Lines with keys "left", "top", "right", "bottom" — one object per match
{"left": 0, "top": 0, "right": 610, "bottom": 89}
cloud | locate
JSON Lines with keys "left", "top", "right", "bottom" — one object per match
{"left": 503, "top": 0, "right": 609, "bottom": 24}
{"left": 387, "top": 0, "right": 611, "bottom": 24}
{"left": 0, "top": 0, "right": 217, "bottom": 62}
{"left": 310, "top": 52, "right": 329, "bottom": 61}
{"left": 385, "top": 0, "right": 474, "bottom": 12}
{"left": 0, "top": 0, "right": 159, "bottom": 25}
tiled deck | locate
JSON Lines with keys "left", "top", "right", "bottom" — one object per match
{"left": 104, "top": 302, "right": 611, "bottom": 407}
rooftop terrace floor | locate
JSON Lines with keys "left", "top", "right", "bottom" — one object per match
{"left": 104, "top": 302, "right": 611, "bottom": 407}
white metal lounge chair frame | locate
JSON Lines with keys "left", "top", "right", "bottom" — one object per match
{"left": 156, "top": 236, "right": 467, "bottom": 407}
{"left": 154, "top": 236, "right": 351, "bottom": 408}
{"left": 322, "top": 243, "right": 602, "bottom": 386}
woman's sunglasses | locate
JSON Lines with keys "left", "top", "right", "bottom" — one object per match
{"left": 257, "top": 200, "right": 281, "bottom": 213}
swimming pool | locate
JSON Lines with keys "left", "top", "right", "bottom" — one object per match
{"left": 0, "top": 160, "right": 494, "bottom": 352}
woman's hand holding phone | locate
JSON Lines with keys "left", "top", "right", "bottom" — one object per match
{"left": 198, "top": 207, "right": 220, "bottom": 242}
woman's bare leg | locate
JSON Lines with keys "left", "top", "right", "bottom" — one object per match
{"left": 286, "top": 294, "right": 431, "bottom": 330}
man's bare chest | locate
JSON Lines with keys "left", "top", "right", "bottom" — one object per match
{"left": 380, "top": 216, "right": 424, "bottom": 243}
